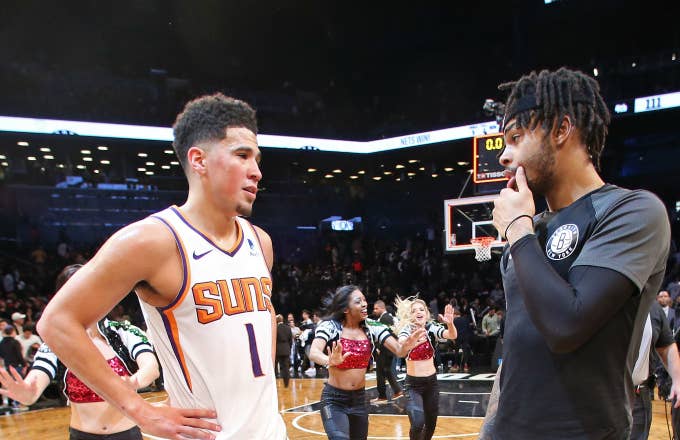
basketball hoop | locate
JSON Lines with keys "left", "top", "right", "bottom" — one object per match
{"left": 471, "top": 237, "right": 495, "bottom": 262}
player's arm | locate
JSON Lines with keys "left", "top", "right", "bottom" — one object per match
{"left": 495, "top": 168, "right": 670, "bottom": 353}
{"left": 509, "top": 242, "right": 637, "bottom": 353}
{"left": 478, "top": 363, "right": 502, "bottom": 439}
{"left": 38, "top": 220, "right": 220, "bottom": 439}
{"left": 253, "top": 224, "right": 278, "bottom": 366}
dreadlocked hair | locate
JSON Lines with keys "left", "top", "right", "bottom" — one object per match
{"left": 499, "top": 67, "right": 611, "bottom": 169}
{"left": 395, "top": 295, "right": 430, "bottom": 335}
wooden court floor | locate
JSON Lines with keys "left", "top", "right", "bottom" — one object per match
{"left": 0, "top": 377, "right": 676, "bottom": 439}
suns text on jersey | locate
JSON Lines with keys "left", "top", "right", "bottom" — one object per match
{"left": 191, "top": 277, "right": 273, "bottom": 324}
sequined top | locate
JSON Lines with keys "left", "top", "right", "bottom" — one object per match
{"left": 407, "top": 339, "right": 434, "bottom": 361}
{"left": 65, "top": 357, "right": 130, "bottom": 403}
{"left": 399, "top": 322, "right": 446, "bottom": 362}
{"left": 334, "top": 338, "right": 372, "bottom": 369}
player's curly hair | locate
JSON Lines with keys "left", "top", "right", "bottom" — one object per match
{"left": 499, "top": 67, "right": 610, "bottom": 169}
{"left": 172, "top": 93, "right": 257, "bottom": 172}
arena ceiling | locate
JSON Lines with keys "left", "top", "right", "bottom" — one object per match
{"left": 0, "top": 0, "right": 678, "bottom": 139}
{"left": 0, "top": 0, "right": 679, "bottom": 198}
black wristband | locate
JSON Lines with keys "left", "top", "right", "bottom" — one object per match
{"left": 504, "top": 214, "right": 534, "bottom": 239}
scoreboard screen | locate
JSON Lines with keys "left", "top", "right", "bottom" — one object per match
{"left": 473, "top": 133, "right": 508, "bottom": 184}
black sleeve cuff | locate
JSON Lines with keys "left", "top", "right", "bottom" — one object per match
{"left": 509, "top": 233, "right": 538, "bottom": 256}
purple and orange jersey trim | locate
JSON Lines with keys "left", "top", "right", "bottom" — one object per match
{"left": 170, "top": 206, "right": 244, "bottom": 257}
{"left": 242, "top": 219, "right": 275, "bottom": 312}
{"left": 152, "top": 215, "right": 194, "bottom": 392}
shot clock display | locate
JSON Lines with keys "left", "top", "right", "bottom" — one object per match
{"left": 473, "top": 133, "right": 508, "bottom": 184}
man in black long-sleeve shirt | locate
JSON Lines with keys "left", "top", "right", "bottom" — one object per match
{"left": 481, "top": 67, "right": 671, "bottom": 439}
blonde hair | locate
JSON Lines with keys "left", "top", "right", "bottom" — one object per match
{"left": 395, "top": 295, "right": 430, "bottom": 335}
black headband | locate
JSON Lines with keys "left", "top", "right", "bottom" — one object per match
{"left": 502, "top": 91, "right": 593, "bottom": 130}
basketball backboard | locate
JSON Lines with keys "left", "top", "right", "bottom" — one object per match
{"left": 444, "top": 194, "right": 506, "bottom": 254}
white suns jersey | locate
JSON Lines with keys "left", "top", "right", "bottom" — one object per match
{"left": 138, "top": 206, "right": 286, "bottom": 439}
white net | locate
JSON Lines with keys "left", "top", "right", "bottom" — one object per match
{"left": 471, "top": 238, "right": 493, "bottom": 262}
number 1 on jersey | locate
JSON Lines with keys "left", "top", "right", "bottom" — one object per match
{"left": 245, "top": 323, "right": 264, "bottom": 377}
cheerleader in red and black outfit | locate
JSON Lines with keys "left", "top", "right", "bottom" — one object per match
{"left": 396, "top": 297, "right": 457, "bottom": 440}
{"left": 0, "top": 265, "right": 159, "bottom": 440}
{"left": 309, "top": 285, "right": 425, "bottom": 440}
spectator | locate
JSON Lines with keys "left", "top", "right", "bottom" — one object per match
{"left": 0, "top": 325, "right": 26, "bottom": 409}
{"left": 371, "top": 300, "right": 403, "bottom": 403}
{"left": 15, "top": 323, "right": 42, "bottom": 363}
{"left": 288, "top": 313, "right": 302, "bottom": 378}
{"left": 11, "top": 312, "right": 25, "bottom": 335}
{"left": 275, "top": 314, "right": 293, "bottom": 388}
{"left": 481, "top": 307, "right": 502, "bottom": 337}
{"left": 451, "top": 307, "right": 474, "bottom": 373}
{"left": 658, "top": 290, "right": 676, "bottom": 331}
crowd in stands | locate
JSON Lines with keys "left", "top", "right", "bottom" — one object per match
{"left": 3, "top": 229, "right": 680, "bottom": 393}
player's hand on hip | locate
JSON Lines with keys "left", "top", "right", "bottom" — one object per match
{"left": 136, "top": 403, "right": 221, "bottom": 440}
{"left": 493, "top": 166, "right": 535, "bottom": 243}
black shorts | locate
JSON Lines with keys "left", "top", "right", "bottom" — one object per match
{"left": 68, "top": 426, "right": 142, "bottom": 440}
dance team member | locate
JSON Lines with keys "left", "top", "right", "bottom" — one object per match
{"left": 395, "top": 297, "right": 456, "bottom": 440}
{"left": 0, "top": 264, "right": 159, "bottom": 440}
{"left": 309, "top": 285, "right": 425, "bottom": 440}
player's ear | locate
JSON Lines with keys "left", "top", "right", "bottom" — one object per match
{"left": 187, "top": 146, "right": 207, "bottom": 174}
{"left": 553, "top": 115, "right": 574, "bottom": 147}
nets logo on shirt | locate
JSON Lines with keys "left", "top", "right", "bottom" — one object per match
{"left": 546, "top": 224, "right": 579, "bottom": 260}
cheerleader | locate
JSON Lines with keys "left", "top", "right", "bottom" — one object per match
{"left": 395, "top": 296, "right": 456, "bottom": 440}
{"left": 309, "top": 285, "right": 425, "bottom": 440}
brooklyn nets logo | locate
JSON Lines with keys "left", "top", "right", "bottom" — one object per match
{"left": 546, "top": 224, "right": 579, "bottom": 260}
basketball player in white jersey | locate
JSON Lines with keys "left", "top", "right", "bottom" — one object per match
{"left": 37, "top": 93, "right": 287, "bottom": 440}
